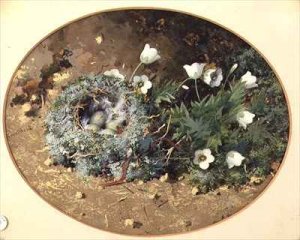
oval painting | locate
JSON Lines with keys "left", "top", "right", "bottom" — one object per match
{"left": 4, "top": 9, "right": 289, "bottom": 236}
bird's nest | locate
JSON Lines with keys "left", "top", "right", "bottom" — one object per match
{"left": 45, "top": 75, "right": 164, "bottom": 184}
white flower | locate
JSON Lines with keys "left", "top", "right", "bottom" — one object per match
{"left": 103, "top": 69, "right": 125, "bottom": 80}
{"left": 140, "top": 44, "right": 161, "bottom": 64}
{"left": 203, "top": 68, "right": 223, "bottom": 87}
{"left": 236, "top": 110, "right": 255, "bottom": 129}
{"left": 241, "top": 71, "right": 258, "bottom": 89}
{"left": 226, "top": 151, "right": 245, "bottom": 169}
{"left": 132, "top": 75, "right": 152, "bottom": 94}
{"left": 183, "top": 63, "right": 206, "bottom": 79}
{"left": 193, "top": 149, "right": 215, "bottom": 170}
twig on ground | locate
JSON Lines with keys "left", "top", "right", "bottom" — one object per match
{"left": 104, "top": 214, "right": 109, "bottom": 228}
{"left": 40, "top": 94, "right": 45, "bottom": 108}
{"left": 67, "top": 152, "right": 98, "bottom": 159}
{"left": 151, "top": 123, "right": 166, "bottom": 135}
{"left": 159, "top": 115, "right": 171, "bottom": 139}
{"left": 158, "top": 199, "right": 168, "bottom": 208}
{"left": 122, "top": 185, "right": 134, "bottom": 194}
{"left": 101, "top": 157, "right": 131, "bottom": 187}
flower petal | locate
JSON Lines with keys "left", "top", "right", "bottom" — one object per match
{"left": 203, "top": 69, "right": 215, "bottom": 85}
{"left": 192, "top": 63, "right": 205, "bottom": 78}
{"left": 183, "top": 63, "right": 205, "bottom": 79}
{"left": 202, "top": 148, "right": 211, "bottom": 156}
{"left": 144, "top": 43, "right": 150, "bottom": 51}
{"left": 193, "top": 156, "right": 199, "bottom": 165}
{"left": 144, "top": 80, "right": 152, "bottom": 90}
{"left": 226, "top": 151, "right": 245, "bottom": 168}
{"left": 194, "top": 149, "right": 203, "bottom": 157}
{"left": 140, "top": 44, "right": 160, "bottom": 64}
{"left": 210, "top": 68, "right": 223, "bottom": 87}
{"left": 141, "top": 75, "right": 149, "bottom": 82}
{"left": 154, "top": 55, "right": 161, "bottom": 62}
{"left": 237, "top": 110, "right": 255, "bottom": 129}
{"left": 140, "top": 86, "right": 148, "bottom": 94}
{"left": 132, "top": 76, "right": 140, "bottom": 86}
{"left": 206, "top": 154, "right": 215, "bottom": 163}
{"left": 199, "top": 161, "right": 210, "bottom": 170}
{"left": 241, "top": 71, "right": 257, "bottom": 89}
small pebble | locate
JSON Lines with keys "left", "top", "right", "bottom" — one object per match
{"left": 137, "top": 180, "right": 144, "bottom": 185}
{"left": 43, "top": 158, "right": 53, "bottom": 167}
{"left": 191, "top": 187, "right": 199, "bottom": 196}
{"left": 30, "top": 94, "right": 38, "bottom": 101}
{"left": 21, "top": 103, "right": 31, "bottom": 112}
{"left": 148, "top": 192, "right": 159, "bottom": 200}
{"left": 250, "top": 176, "right": 264, "bottom": 185}
{"left": 180, "top": 219, "right": 192, "bottom": 227}
{"left": 124, "top": 218, "right": 135, "bottom": 227}
{"left": 67, "top": 167, "right": 73, "bottom": 172}
{"left": 184, "top": 220, "right": 192, "bottom": 227}
{"left": 75, "top": 191, "right": 85, "bottom": 199}
{"left": 178, "top": 176, "right": 184, "bottom": 181}
{"left": 219, "top": 185, "right": 229, "bottom": 191}
{"left": 159, "top": 173, "right": 169, "bottom": 182}
{"left": 95, "top": 35, "right": 103, "bottom": 44}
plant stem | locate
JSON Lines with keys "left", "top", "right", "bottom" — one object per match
{"left": 176, "top": 77, "right": 191, "bottom": 91}
{"left": 194, "top": 78, "right": 201, "bottom": 101}
{"left": 128, "top": 62, "right": 143, "bottom": 83}
{"left": 160, "top": 115, "right": 172, "bottom": 139}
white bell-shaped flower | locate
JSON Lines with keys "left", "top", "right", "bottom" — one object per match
{"left": 183, "top": 63, "right": 206, "bottom": 80}
{"left": 193, "top": 148, "right": 215, "bottom": 170}
{"left": 241, "top": 71, "right": 258, "bottom": 89}
{"left": 236, "top": 110, "right": 255, "bottom": 129}
{"left": 140, "top": 44, "right": 161, "bottom": 64}
{"left": 226, "top": 151, "right": 245, "bottom": 169}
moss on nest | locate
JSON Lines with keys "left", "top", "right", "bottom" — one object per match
{"left": 45, "top": 75, "right": 163, "bottom": 179}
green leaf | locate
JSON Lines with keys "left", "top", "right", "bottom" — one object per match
{"left": 170, "top": 103, "right": 189, "bottom": 123}
{"left": 182, "top": 117, "right": 211, "bottom": 147}
{"left": 206, "top": 134, "right": 222, "bottom": 152}
{"left": 242, "top": 119, "right": 273, "bottom": 145}
{"left": 152, "top": 80, "right": 177, "bottom": 107}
